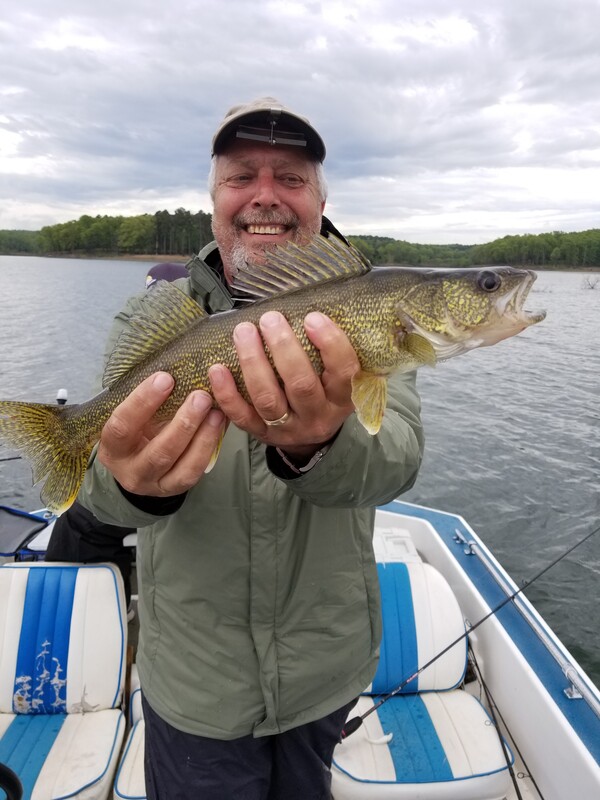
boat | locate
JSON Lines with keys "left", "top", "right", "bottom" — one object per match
{"left": 0, "top": 499, "right": 599, "bottom": 799}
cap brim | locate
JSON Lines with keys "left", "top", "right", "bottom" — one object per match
{"left": 212, "top": 110, "right": 325, "bottom": 162}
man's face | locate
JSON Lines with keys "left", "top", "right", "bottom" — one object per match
{"left": 211, "top": 140, "right": 326, "bottom": 284}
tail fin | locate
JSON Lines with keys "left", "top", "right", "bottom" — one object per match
{"left": 0, "top": 401, "right": 92, "bottom": 513}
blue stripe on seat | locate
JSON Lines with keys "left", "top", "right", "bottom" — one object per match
{"left": 372, "top": 563, "right": 419, "bottom": 694}
{"left": 377, "top": 696, "right": 453, "bottom": 783}
{"left": 14, "top": 567, "right": 78, "bottom": 714}
{"left": 0, "top": 714, "right": 66, "bottom": 798}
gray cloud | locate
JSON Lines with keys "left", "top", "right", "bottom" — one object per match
{"left": 1, "top": 0, "right": 600, "bottom": 243}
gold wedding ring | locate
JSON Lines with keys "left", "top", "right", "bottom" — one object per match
{"left": 262, "top": 410, "right": 291, "bottom": 427}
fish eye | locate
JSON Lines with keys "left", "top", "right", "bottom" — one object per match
{"left": 477, "top": 270, "right": 502, "bottom": 292}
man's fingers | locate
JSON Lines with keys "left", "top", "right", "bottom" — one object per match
{"left": 233, "top": 320, "right": 289, "bottom": 419}
{"left": 99, "top": 381, "right": 226, "bottom": 497}
{"left": 140, "top": 391, "right": 214, "bottom": 477}
{"left": 257, "top": 312, "right": 321, "bottom": 411}
{"left": 211, "top": 312, "right": 358, "bottom": 450}
{"left": 156, "top": 410, "right": 227, "bottom": 495}
{"left": 101, "top": 372, "right": 175, "bottom": 456}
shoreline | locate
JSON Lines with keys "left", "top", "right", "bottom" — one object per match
{"left": 48, "top": 253, "right": 191, "bottom": 263}
{"left": 0, "top": 252, "right": 190, "bottom": 263}
{"left": 1, "top": 251, "right": 599, "bottom": 271}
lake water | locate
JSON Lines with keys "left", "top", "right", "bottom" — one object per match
{"left": 0, "top": 256, "right": 598, "bottom": 684}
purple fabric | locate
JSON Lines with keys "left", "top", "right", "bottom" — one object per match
{"left": 146, "top": 262, "right": 188, "bottom": 288}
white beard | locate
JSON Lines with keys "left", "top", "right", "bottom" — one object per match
{"left": 227, "top": 238, "right": 283, "bottom": 282}
{"left": 227, "top": 241, "right": 248, "bottom": 281}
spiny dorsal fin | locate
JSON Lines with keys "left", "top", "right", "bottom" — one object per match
{"left": 231, "top": 234, "right": 372, "bottom": 300}
{"left": 103, "top": 281, "right": 207, "bottom": 388}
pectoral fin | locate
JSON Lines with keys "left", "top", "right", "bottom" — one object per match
{"left": 351, "top": 372, "right": 388, "bottom": 435}
{"left": 405, "top": 333, "right": 437, "bottom": 367}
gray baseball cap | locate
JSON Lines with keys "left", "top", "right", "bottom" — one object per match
{"left": 211, "top": 97, "right": 326, "bottom": 162}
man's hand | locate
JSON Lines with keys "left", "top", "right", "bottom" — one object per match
{"left": 98, "top": 372, "right": 226, "bottom": 497}
{"left": 208, "top": 311, "right": 359, "bottom": 461}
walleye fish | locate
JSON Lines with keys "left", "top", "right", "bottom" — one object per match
{"left": 0, "top": 235, "right": 545, "bottom": 513}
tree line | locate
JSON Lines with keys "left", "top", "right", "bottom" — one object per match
{"left": 347, "top": 236, "right": 474, "bottom": 267}
{"left": 1, "top": 211, "right": 600, "bottom": 268}
{"left": 0, "top": 209, "right": 213, "bottom": 258}
{"left": 348, "top": 230, "right": 600, "bottom": 268}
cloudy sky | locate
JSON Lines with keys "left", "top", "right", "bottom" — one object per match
{"left": 2, "top": 0, "right": 599, "bottom": 244}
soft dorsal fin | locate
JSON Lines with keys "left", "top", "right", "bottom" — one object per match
{"left": 231, "top": 234, "right": 372, "bottom": 300}
{"left": 103, "top": 281, "right": 207, "bottom": 388}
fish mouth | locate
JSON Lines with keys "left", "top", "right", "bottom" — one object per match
{"left": 497, "top": 270, "right": 546, "bottom": 326}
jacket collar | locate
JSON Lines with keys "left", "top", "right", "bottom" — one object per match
{"left": 187, "top": 241, "right": 235, "bottom": 313}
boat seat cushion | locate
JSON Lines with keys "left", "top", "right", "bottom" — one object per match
{"left": 332, "top": 693, "right": 512, "bottom": 800}
{"left": 114, "top": 671, "right": 146, "bottom": 800}
{"left": 366, "top": 562, "right": 467, "bottom": 695}
{"left": 0, "top": 563, "right": 127, "bottom": 797}
{"left": 113, "top": 718, "right": 146, "bottom": 800}
{"left": 0, "top": 563, "right": 126, "bottom": 715}
{"left": 0, "top": 709, "right": 124, "bottom": 799}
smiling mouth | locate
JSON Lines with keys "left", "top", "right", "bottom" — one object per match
{"left": 245, "top": 224, "right": 289, "bottom": 235}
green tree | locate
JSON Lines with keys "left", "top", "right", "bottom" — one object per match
{"left": 82, "top": 215, "right": 122, "bottom": 253}
{"left": 0, "top": 230, "right": 39, "bottom": 253}
{"left": 118, "top": 215, "right": 156, "bottom": 254}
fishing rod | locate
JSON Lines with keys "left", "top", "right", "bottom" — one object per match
{"left": 341, "top": 521, "right": 600, "bottom": 739}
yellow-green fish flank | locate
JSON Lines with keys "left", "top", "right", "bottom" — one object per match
{"left": 0, "top": 235, "right": 545, "bottom": 513}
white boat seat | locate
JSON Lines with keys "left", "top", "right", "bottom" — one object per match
{"left": 332, "top": 561, "right": 513, "bottom": 800}
{"left": 113, "top": 667, "right": 145, "bottom": 800}
{"left": 0, "top": 563, "right": 127, "bottom": 799}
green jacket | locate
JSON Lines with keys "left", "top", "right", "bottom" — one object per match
{"left": 80, "top": 239, "right": 424, "bottom": 739}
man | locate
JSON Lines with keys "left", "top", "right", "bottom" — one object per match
{"left": 79, "top": 98, "right": 424, "bottom": 799}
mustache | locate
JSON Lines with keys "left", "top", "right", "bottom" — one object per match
{"left": 233, "top": 210, "right": 300, "bottom": 229}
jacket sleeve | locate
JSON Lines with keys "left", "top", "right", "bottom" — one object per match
{"left": 266, "top": 370, "right": 424, "bottom": 508}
